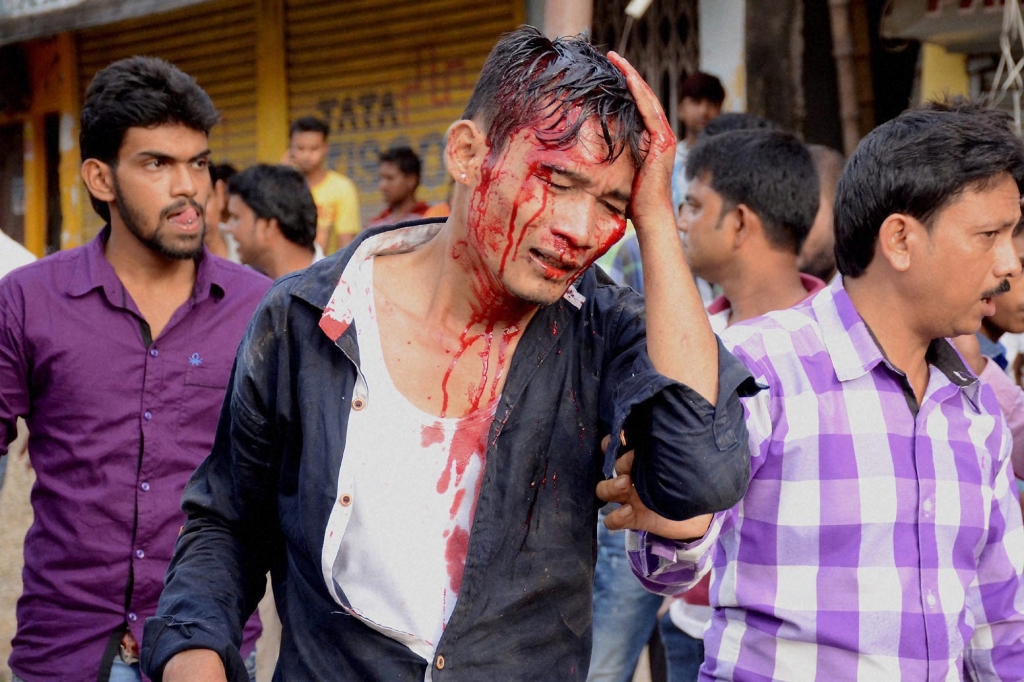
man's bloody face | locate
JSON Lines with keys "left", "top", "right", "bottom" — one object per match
{"left": 464, "top": 119, "right": 632, "bottom": 307}
{"left": 289, "top": 131, "right": 328, "bottom": 176}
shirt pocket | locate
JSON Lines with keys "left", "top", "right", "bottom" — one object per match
{"left": 177, "top": 361, "right": 233, "bottom": 458}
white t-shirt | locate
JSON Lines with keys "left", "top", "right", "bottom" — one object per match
{"left": 328, "top": 252, "right": 496, "bottom": 664}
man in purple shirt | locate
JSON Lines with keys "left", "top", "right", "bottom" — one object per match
{"left": 0, "top": 57, "right": 269, "bottom": 682}
{"left": 607, "top": 103, "right": 1024, "bottom": 679}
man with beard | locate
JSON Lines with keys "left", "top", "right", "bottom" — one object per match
{"left": 0, "top": 56, "right": 269, "bottom": 682}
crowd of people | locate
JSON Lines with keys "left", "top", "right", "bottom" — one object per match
{"left": 2, "top": 23, "right": 1024, "bottom": 682}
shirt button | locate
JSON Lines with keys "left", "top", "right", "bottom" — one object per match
{"left": 927, "top": 592, "right": 936, "bottom": 607}
{"left": 140, "top": 482, "right": 150, "bottom": 491}
{"left": 340, "top": 493, "right": 353, "bottom": 506}
{"left": 135, "top": 549, "right": 145, "bottom": 559}
{"left": 149, "top": 348, "right": 158, "bottom": 357}
{"left": 436, "top": 655, "right": 445, "bottom": 670}
{"left": 128, "top": 612, "right": 137, "bottom": 622}
{"left": 923, "top": 499, "right": 933, "bottom": 512}
{"left": 352, "top": 398, "right": 365, "bottom": 410}
{"left": 143, "top": 411, "right": 152, "bottom": 421}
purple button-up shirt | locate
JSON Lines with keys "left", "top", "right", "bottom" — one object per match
{"left": 630, "top": 281, "right": 1024, "bottom": 681}
{"left": 0, "top": 228, "right": 271, "bottom": 681}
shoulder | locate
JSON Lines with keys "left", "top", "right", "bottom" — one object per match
{"left": 324, "top": 170, "right": 357, "bottom": 193}
{"left": 1, "top": 244, "right": 82, "bottom": 293}
{"left": 206, "top": 256, "right": 272, "bottom": 303}
{"left": 720, "top": 299, "right": 825, "bottom": 383}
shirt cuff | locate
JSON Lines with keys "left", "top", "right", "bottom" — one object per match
{"left": 625, "top": 511, "right": 724, "bottom": 578}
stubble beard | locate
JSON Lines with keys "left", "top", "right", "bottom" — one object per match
{"left": 113, "top": 176, "right": 205, "bottom": 261}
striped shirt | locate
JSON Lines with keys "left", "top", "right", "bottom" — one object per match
{"left": 629, "top": 280, "right": 1024, "bottom": 681}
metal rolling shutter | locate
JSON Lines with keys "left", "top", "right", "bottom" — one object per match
{"left": 76, "top": 0, "right": 257, "bottom": 237}
{"left": 285, "top": 0, "right": 519, "bottom": 225}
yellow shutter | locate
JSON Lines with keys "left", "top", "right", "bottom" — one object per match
{"left": 285, "top": 0, "right": 520, "bottom": 225}
{"left": 75, "top": 0, "right": 257, "bottom": 237}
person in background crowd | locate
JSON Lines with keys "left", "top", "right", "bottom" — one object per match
{"left": 0, "top": 56, "right": 270, "bottom": 682}
{"left": 672, "top": 72, "right": 725, "bottom": 213}
{"left": 797, "top": 145, "right": 845, "bottom": 284}
{"left": 366, "top": 145, "right": 431, "bottom": 228}
{"left": 589, "top": 112, "right": 774, "bottom": 682}
{"left": 143, "top": 27, "right": 755, "bottom": 681}
{"left": 627, "top": 102, "right": 1024, "bottom": 680}
{"left": 0, "top": 230, "right": 34, "bottom": 500}
{"left": 225, "top": 164, "right": 322, "bottom": 280}
{"left": 661, "top": 128, "right": 821, "bottom": 681}
{"left": 203, "top": 163, "right": 239, "bottom": 263}
{"left": 287, "top": 116, "right": 361, "bottom": 254}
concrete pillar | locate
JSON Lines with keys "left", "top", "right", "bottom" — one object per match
{"left": 544, "top": 0, "right": 592, "bottom": 39}
{"left": 700, "top": 0, "right": 746, "bottom": 112}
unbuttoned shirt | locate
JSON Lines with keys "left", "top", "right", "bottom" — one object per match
{"left": 629, "top": 280, "right": 1024, "bottom": 681}
{"left": 0, "top": 227, "right": 271, "bottom": 682}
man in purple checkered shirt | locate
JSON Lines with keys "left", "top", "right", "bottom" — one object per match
{"left": 601, "top": 103, "right": 1024, "bottom": 680}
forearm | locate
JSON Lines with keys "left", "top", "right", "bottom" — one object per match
{"left": 636, "top": 211, "right": 719, "bottom": 404}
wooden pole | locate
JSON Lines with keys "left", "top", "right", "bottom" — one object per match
{"left": 829, "top": 0, "right": 861, "bottom": 156}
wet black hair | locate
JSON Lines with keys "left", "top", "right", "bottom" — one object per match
{"left": 686, "top": 129, "right": 819, "bottom": 254}
{"left": 379, "top": 146, "right": 421, "bottom": 179}
{"left": 835, "top": 102, "right": 1024, "bottom": 278}
{"left": 462, "top": 25, "right": 645, "bottom": 169}
{"left": 80, "top": 56, "right": 219, "bottom": 222}
{"left": 227, "top": 164, "right": 317, "bottom": 250}
{"left": 289, "top": 116, "right": 330, "bottom": 140}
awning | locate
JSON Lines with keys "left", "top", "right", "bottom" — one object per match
{"left": 880, "top": 0, "right": 1006, "bottom": 54}
{"left": 0, "top": 0, "right": 212, "bottom": 46}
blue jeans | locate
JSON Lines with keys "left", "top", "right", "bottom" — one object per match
{"left": 14, "top": 650, "right": 257, "bottom": 682}
{"left": 659, "top": 611, "right": 704, "bottom": 682}
{"left": 587, "top": 511, "right": 664, "bottom": 682}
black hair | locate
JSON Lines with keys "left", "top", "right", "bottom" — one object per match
{"left": 701, "top": 112, "right": 776, "bottom": 138}
{"left": 227, "top": 164, "right": 317, "bottom": 250}
{"left": 835, "top": 103, "right": 1024, "bottom": 278}
{"left": 80, "top": 56, "right": 219, "bottom": 222}
{"left": 679, "top": 71, "right": 725, "bottom": 106}
{"left": 686, "top": 129, "right": 819, "bottom": 254}
{"left": 462, "top": 25, "right": 644, "bottom": 169}
{"left": 208, "top": 162, "right": 237, "bottom": 184}
{"left": 379, "top": 146, "right": 421, "bottom": 179}
{"left": 289, "top": 116, "right": 330, "bottom": 139}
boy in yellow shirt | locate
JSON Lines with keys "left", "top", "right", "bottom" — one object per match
{"left": 287, "top": 116, "right": 360, "bottom": 253}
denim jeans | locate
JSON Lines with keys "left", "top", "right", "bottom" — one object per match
{"left": 587, "top": 510, "right": 664, "bottom": 682}
{"left": 659, "top": 611, "right": 705, "bottom": 682}
{"left": 13, "top": 649, "right": 257, "bottom": 682}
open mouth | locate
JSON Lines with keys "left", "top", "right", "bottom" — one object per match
{"left": 530, "top": 248, "right": 577, "bottom": 278}
{"left": 166, "top": 205, "right": 201, "bottom": 230}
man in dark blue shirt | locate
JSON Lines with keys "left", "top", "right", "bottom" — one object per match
{"left": 144, "top": 27, "right": 754, "bottom": 681}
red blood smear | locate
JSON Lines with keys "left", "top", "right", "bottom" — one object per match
{"left": 445, "top": 526, "right": 470, "bottom": 594}
{"left": 449, "top": 488, "right": 466, "bottom": 517}
{"left": 420, "top": 422, "right": 445, "bottom": 448}
{"left": 436, "top": 413, "right": 490, "bottom": 494}
{"left": 318, "top": 315, "right": 349, "bottom": 342}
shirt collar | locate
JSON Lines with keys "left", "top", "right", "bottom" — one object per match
{"left": 66, "top": 226, "right": 225, "bottom": 304}
{"left": 814, "top": 278, "right": 981, "bottom": 410}
{"left": 705, "top": 272, "right": 827, "bottom": 316}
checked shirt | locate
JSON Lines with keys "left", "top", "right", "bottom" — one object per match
{"left": 630, "top": 280, "right": 1024, "bottom": 681}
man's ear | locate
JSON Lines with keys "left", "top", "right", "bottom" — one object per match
{"left": 731, "top": 204, "right": 763, "bottom": 248}
{"left": 81, "top": 158, "right": 115, "bottom": 204}
{"left": 446, "top": 120, "right": 489, "bottom": 186}
{"left": 876, "top": 213, "right": 919, "bottom": 273}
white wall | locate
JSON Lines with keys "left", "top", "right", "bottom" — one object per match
{"left": 699, "top": 0, "right": 746, "bottom": 112}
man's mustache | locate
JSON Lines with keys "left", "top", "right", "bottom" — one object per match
{"left": 982, "top": 279, "right": 1011, "bottom": 299}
